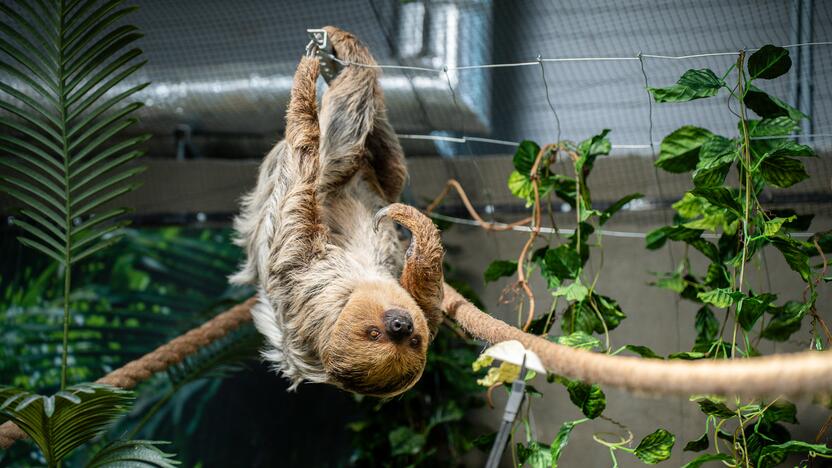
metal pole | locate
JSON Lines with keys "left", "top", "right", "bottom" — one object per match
{"left": 485, "top": 362, "right": 528, "bottom": 468}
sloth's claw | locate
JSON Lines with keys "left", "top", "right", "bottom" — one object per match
{"left": 372, "top": 205, "right": 391, "bottom": 232}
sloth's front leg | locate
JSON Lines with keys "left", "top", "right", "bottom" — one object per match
{"left": 374, "top": 203, "right": 444, "bottom": 339}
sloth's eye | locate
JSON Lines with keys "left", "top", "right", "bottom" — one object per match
{"left": 410, "top": 336, "right": 420, "bottom": 347}
{"left": 369, "top": 328, "right": 381, "bottom": 340}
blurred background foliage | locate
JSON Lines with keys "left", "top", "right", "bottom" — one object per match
{"left": 1, "top": 225, "right": 487, "bottom": 467}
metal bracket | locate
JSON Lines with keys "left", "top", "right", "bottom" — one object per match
{"left": 306, "top": 29, "right": 342, "bottom": 84}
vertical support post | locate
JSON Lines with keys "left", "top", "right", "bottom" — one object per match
{"left": 799, "top": 0, "right": 813, "bottom": 144}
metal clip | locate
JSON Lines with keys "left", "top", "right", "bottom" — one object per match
{"left": 306, "top": 29, "right": 342, "bottom": 84}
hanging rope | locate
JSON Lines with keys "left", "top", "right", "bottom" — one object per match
{"left": 3, "top": 287, "right": 832, "bottom": 449}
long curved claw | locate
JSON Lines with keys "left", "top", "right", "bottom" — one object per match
{"left": 374, "top": 203, "right": 445, "bottom": 339}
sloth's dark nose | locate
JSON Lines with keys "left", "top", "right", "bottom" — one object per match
{"left": 383, "top": 309, "right": 414, "bottom": 341}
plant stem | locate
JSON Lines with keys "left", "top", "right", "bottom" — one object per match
{"left": 733, "top": 50, "right": 753, "bottom": 360}
{"left": 58, "top": 0, "right": 71, "bottom": 391}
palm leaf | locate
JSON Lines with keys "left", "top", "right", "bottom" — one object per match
{"left": 0, "top": 0, "right": 148, "bottom": 268}
{"left": 85, "top": 440, "right": 179, "bottom": 467}
{"left": 0, "top": 383, "right": 133, "bottom": 466}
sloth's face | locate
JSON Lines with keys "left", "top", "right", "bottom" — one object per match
{"left": 322, "top": 281, "right": 429, "bottom": 398}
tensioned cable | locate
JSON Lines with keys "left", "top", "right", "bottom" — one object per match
{"left": 325, "top": 41, "right": 832, "bottom": 73}
{"left": 428, "top": 212, "right": 816, "bottom": 240}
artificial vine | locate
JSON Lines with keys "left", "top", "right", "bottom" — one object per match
{"left": 457, "top": 44, "right": 832, "bottom": 467}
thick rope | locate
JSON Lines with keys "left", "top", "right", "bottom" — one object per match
{"left": 0, "top": 297, "right": 257, "bottom": 449}
{"left": 3, "top": 288, "right": 832, "bottom": 449}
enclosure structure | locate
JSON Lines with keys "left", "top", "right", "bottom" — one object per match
{"left": 2, "top": 1, "right": 832, "bottom": 467}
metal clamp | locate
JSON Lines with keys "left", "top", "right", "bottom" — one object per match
{"left": 306, "top": 29, "right": 342, "bottom": 84}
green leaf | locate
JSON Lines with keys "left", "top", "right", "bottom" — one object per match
{"left": 649, "top": 69, "right": 724, "bottom": 102}
{"left": 86, "top": 440, "right": 179, "bottom": 468}
{"left": 737, "top": 292, "right": 776, "bottom": 331}
{"left": 761, "top": 400, "right": 797, "bottom": 425}
{"left": 512, "top": 140, "right": 541, "bottom": 175}
{"left": 667, "top": 351, "right": 706, "bottom": 360}
{"left": 761, "top": 299, "right": 812, "bottom": 341}
{"left": 748, "top": 45, "right": 791, "bottom": 80}
{"left": 757, "top": 440, "right": 832, "bottom": 467}
{"left": 561, "top": 379, "right": 605, "bottom": 419}
{"left": 555, "top": 332, "right": 601, "bottom": 351}
{"left": 645, "top": 225, "right": 703, "bottom": 250}
{"left": 634, "top": 428, "right": 675, "bottom": 464}
{"left": 600, "top": 193, "right": 642, "bottom": 225}
{"left": 561, "top": 293, "right": 625, "bottom": 335}
{"left": 0, "top": 384, "right": 133, "bottom": 465}
{"left": 697, "top": 288, "right": 743, "bottom": 308}
{"left": 517, "top": 441, "right": 553, "bottom": 468}
{"left": 762, "top": 216, "right": 794, "bottom": 237}
{"left": 747, "top": 116, "right": 799, "bottom": 137}
{"left": 622, "top": 344, "right": 662, "bottom": 359}
{"left": 744, "top": 84, "right": 807, "bottom": 121}
{"left": 553, "top": 280, "right": 589, "bottom": 302}
{"left": 655, "top": 126, "right": 713, "bottom": 173}
{"left": 550, "top": 418, "right": 586, "bottom": 467}
{"left": 696, "top": 398, "right": 735, "bottom": 418}
{"left": 483, "top": 260, "right": 517, "bottom": 283}
{"left": 576, "top": 129, "right": 611, "bottom": 175}
{"left": 771, "top": 237, "right": 811, "bottom": 281}
{"left": 681, "top": 453, "right": 732, "bottom": 468}
{"left": 683, "top": 433, "right": 709, "bottom": 452}
{"left": 389, "top": 426, "right": 426, "bottom": 456}
{"left": 690, "top": 187, "right": 742, "bottom": 216}
{"left": 544, "top": 244, "right": 582, "bottom": 281}
{"left": 758, "top": 153, "right": 808, "bottom": 188}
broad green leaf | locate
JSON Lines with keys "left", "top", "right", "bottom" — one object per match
{"left": 517, "top": 441, "right": 553, "bottom": 468}
{"left": 0, "top": 384, "right": 133, "bottom": 465}
{"left": 655, "top": 126, "right": 713, "bottom": 173}
{"left": 86, "top": 440, "right": 179, "bottom": 468}
{"left": 649, "top": 69, "right": 724, "bottom": 102}
{"left": 561, "top": 379, "right": 606, "bottom": 419}
{"left": 483, "top": 260, "right": 517, "bottom": 283}
{"left": 747, "top": 116, "right": 798, "bottom": 137}
{"left": 553, "top": 280, "right": 589, "bottom": 302}
{"left": 512, "top": 140, "right": 541, "bottom": 175}
{"left": 771, "top": 237, "right": 811, "bottom": 281}
{"left": 761, "top": 400, "right": 797, "bottom": 425}
{"left": 689, "top": 187, "right": 741, "bottom": 215}
{"left": 555, "top": 331, "right": 601, "bottom": 351}
{"left": 761, "top": 299, "right": 812, "bottom": 341}
{"left": 683, "top": 433, "right": 709, "bottom": 452}
{"left": 681, "top": 453, "right": 732, "bottom": 468}
{"left": 696, "top": 398, "right": 735, "bottom": 418}
{"left": 622, "top": 344, "right": 662, "bottom": 359}
{"left": 550, "top": 418, "right": 587, "bottom": 466}
{"left": 508, "top": 169, "right": 535, "bottom": 205}
{"left": 759, "top": 153, "right": 808, "bottom": 188}
{"left": 744, "top": 84, "right": 807, "bottom": 121}
{"left": 693, "top": 135, "right": 735, "bottom": 187}
{"left": 757, "top": 440, "right": 832, "bottom": 468}
{"left": 575, "top": 129, "right": 611, "bottom": 175}
{"left": 697, "top": 288, "right": 743, "bottom": 308}
{"left": 634, "top": 428, "right": 675, "bottom": 464}
{"left": 762, "top": 216, "right": 794, "bottom": 237}
{"left": 544, "top": 244, "right": 582, "bottom": 281}
{"left": 654, "top": 273, "right": 687, "bottom": 293}
{"left": 748, "top": 45, "right": 791, "bottom": 80}
{"left": 737, "top": 292, "right": 776, "bottom": 331}
{"left": 645, "top": 225, "right": 703, "bottom": 250}
{"left": 600, "top": 193, "right": 642, "bottom": 225}
{"left": 560, "top": 293, "right": 626, "bottom": 335}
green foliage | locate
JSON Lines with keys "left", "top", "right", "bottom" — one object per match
{"left": 483, "top": 259, "right": 517, "bottom": 283}
{"left": 633, "top": 429, "right": 675, "bottom": 464}
{"left": 86, "top": 440, "right": 179, "bottom": 468}
{"left": 647, "top": 44, "right": 829, "bottom": 467}
{"left": 0, "top": 383, "right": 132, "bottom": 466}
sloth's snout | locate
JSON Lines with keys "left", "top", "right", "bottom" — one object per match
{"left": 383, "top": 309, "right": 414, "bottom": 342}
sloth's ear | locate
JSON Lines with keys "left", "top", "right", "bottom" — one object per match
{"left": 374, "top": 203, "right": 444, "bottom": 338}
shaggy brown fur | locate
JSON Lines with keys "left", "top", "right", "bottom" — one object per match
{"left": 232, "top": 26, "right": 444, "bottom": 397}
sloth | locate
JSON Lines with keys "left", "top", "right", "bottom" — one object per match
{"left": 231, "top": 27, "right": 444, "bottom": 397}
